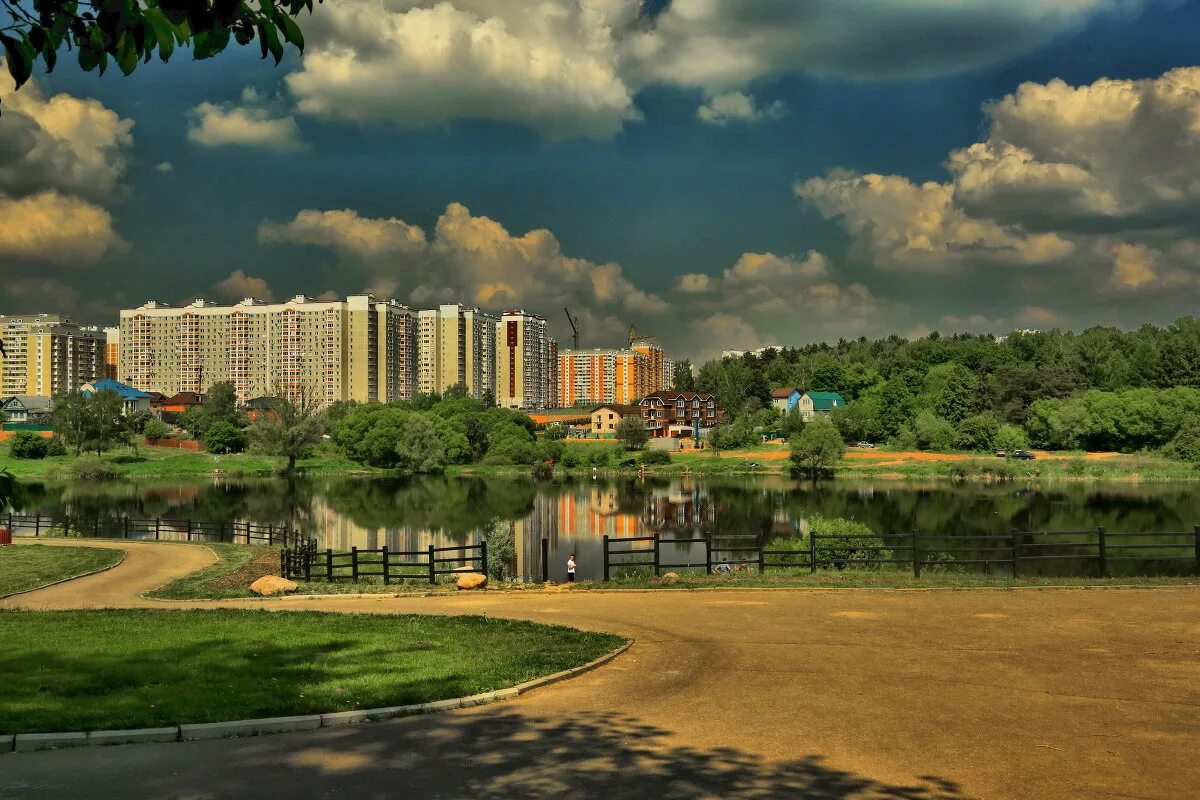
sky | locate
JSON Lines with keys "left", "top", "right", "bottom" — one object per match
{"left": 4, "top": 0, "right": 1200, "bottom": 361}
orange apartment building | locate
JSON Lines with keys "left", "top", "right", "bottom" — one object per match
{"left": 557, "top": 348, "right": 650, "bottom": 407}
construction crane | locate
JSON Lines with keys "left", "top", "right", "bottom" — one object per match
{"left": 628, "top": 325, "right": 656, "bottom": 349}
{"left": 563, "top": 307, "right": 580, "bottom": 350}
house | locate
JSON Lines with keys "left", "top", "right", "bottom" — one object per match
{"left": 590, "top": 404, "right": 642, "bottom": 437}
{"left": 155, "top": 392, "right": 205, "bottom": 414}
{"left": 771, "top": 387, "right": 801, "bottom": 414}
{"left": 797, "top": 391, "right": 846, "bottom": 422}
{"left": 639, "top": 391, "right": 722, "bottom": 438}
{"left": 1, "top": 395, "right": 53, "bottom": 425}
{"left": 79, "top": 379, "right": 152, "bottom": 415}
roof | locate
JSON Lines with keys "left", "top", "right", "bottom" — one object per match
{"left": 2, "top": 395, "right": 52, "bottom": 410}
{"left": 771, "top": 387, "right": 799, "bottom": 399}
{"left": 803, "top": 391, "right": 846, "bottom": 411}
{"left": 82, "top": 379, "right": 151, "bottom": 400}
{"left": 639, "top": 391, "right": 715, "bottom": 404}
{"left": 162, "top": 392, "right": 205, "bottom": 406}
{"left": 592, "top": 404, "right": 642, "bottom": 416}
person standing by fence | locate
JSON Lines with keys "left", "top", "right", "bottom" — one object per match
{"left": 566, "top": 553, "right": 577, "bottom": 583}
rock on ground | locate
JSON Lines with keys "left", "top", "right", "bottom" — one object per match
{"left": 249, "top": 575, "right": 299, "bottom": 596}
{"left": 457, "top": 573, "right": 488, "bottom": 590}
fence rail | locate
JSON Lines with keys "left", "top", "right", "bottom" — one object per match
{"left": 280, "top": 541, "right": 487, "bottom": 585}
{"left": 3, "top": 512, "right": 306, "bottom": 549}
{"left": 603, "top": 526, "right": 1200, "bottom": 581}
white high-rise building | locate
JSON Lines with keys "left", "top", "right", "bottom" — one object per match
{"left": 0, "top": 314, "right": 105, "bottom": 397}
{"left": 497, "top": 310, "right": 556, "bottom": 409}
{"left": 416, "top": 304, "right": 498, "bottom": 400}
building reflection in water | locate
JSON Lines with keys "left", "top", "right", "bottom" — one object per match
{"left": 310, "top": 480, "right": 723, "bottom": 582}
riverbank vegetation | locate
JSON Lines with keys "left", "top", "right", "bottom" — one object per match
{"left": 0, "top": 609, "right": 624, "bottom": 734}
{"left": 0, "top": 545, "right": 124, "bottom": 597}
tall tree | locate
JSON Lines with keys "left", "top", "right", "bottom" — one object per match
{"left": 248, "top": 386, "right": 324, "bottom": 475}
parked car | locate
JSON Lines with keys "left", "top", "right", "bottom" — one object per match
{"left": 853, "top": 441, "right": 876, "bottom": 449}
{"left": 995, "top": 449, "right": 1007, "bottom": 458}
{"left": 1011, "top": 449, "right": 1036, "bottom": 460}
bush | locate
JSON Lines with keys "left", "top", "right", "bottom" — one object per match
{"left": 203, "top": 420, "right": 247, "bottom": 454}
{"left": 45, "top": 436, "right": 67, "bottom": 456}
{"left": 70, "top": 456, "right": 126, "bottom": 481}
{"left": 1165, "top": 423, "right": 1200, "bottom": 463}
{"left": 143, "top": 419, "right": 171, "bottom": 441}
{"left": 586, "top": 447, "right": 615, "bottom": 467}
{"left": 913, "top": 412, "right": 956, "bottom": 451}
{"left": 8, "top": 431, "right": 49, "bottom": 459}
{"left": 640, "top": 449, "right": 671, "bottom": 465}
{"left": 994, "top": 424, "right": 1029, "bottom": 452}
{"left": 766, "top": 515, "right": 892, "bottom": 569}
{"left": 543, "top": 423, "right": 567, "bottom": 441}
{"left": 955, "top": 412, "right": 1001, "bottom": 452}
{"left": 485, "top": 518, "right": 516, "bottom": 582}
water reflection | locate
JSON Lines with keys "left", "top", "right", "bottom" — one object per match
{"left": 16, "top": 474, "right": 1200, "bottom": 582}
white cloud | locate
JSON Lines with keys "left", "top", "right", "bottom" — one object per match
{"left": 153, "top": 161, "right": 174, "bottom": 174}
{"left": 259, "top": 209, "right": 427, "bottom": 258}
{"left": 0, "top": 191, "right": 125, "bottom": 265}
{"left": 688, "top": 312, "right": 765, "bottom": 362}
{"left": 259, "top": 202, "right": 667, "bottom": 345}
{"left": 0, "top": 77, "right": 133, "bottom": 199}
{"left": 187, "top": 100, "right": 306, "bottom": 151}
{"left": 215, "top": 270, "right": 277, "bottom": 301}
{"left": 697, "top": 91, "right": 785, "bottom": 125}
{"left": 797, "top": 67, "right": 1200, "bottom": 294}
{"left": 286, "top": 0, "right": 639, "bottom": 141}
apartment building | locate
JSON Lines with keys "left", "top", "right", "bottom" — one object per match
{"left": 496, "top": 310, "right": 558, "bottom": 409}
{"left": 557, "top": 348, "right": 650, "bottom": 407}
{"left": 416, "top": 304, "right": 497, "bottom": 400}
{"left": 103, "top": 326, "right": 119, "bottom": 380}
{"left": 118, "top": 294, "right": 416, "bottom": 406}
{"left": 0, "top": 314, "right": 105, "bottom": 397}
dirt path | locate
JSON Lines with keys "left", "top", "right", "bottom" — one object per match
{"left": 4, "top": 541, "right": 1199, "bottom": 800}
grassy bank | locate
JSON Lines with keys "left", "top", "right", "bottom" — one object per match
{"left": 0, "top": 545, "right": 124, "bottom": 597}
{"left": 146, "top": 543, "right": 283, "bottom": 600}
{"left": 0, "top": 442, "right": 385, "bottom": 481}
{"left": 0, "top": 609, "right": 624, "bottom": 734}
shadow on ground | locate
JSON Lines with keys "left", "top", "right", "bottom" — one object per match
{"left": 3, "top": 710, "right": 978, "bottom": 800}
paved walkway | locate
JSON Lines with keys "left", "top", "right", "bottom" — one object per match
{"left": 3, "top": 540, "right": 1200, "bottom": 800}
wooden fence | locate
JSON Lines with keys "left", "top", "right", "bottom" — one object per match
{"left": 3, "top": 512, "right": 306, "bottom": 550}
{"left": 604, "top": 527, "right": 1200, "bottom": 580}
{"left": 280, "top": 541, "right": 487, "bottom": 585}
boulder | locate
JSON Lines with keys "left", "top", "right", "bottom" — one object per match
{"left": 249, "top": 575, "right": 299, "bottom": 596}
{"left": 661, "top": 572, "right": 680, "bottom": 583}
{"left": 457, "top": 573, "right": 488, "bottom": 591}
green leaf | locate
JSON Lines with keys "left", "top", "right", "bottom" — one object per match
{"left": 0, "top": 33, "right": 35, "bottom": 89}
{"left": 276, "top": 12, "right": 303, "bottom": 51}
{"left": 78, "top": 45, "right": 101, "bottom": 72}
{"left": 115, "top": 32, "right": 139, "bottom": 76}
{"left": 258, "top": 20, "right": 282, "bottom": 64}
{"left": 143, "top": 8, "right": 177, "bottom": 62}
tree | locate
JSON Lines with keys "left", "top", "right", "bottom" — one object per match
{"left": 203, "top": 420, "right": 247, "bottom": 454}
{"left": 672, "top": 360, "right": 695, "bottom": 391}
{"left": 143, "top": 419, "right": 171, "bottom": 441}
{"left": 204, "top": 381, "right": 241, "bottom": 427}
{"left": 913, "top": 412, "right": 956, "bottom": 451}
{"left": 52, "top": 391, "right": 90, "bottom": 456}
{"left": 544, "top": 422, "right": 567, "bottom": 441}
{"left": 0, "top": 468, "right": 19, "bottom": 511}
{"left": 86, "top": 389, "right": 128, "bottom": 455}
{"left": 394, "top": 415, "right": 448, "bottom": 473}
{"left": 995, "top": 424, "right": 1029, "bottom": 452}
{"left": 8, "top": 430, "right": 49, "bottom": 458}
{"left": 1165, "top": 423, "right": 1200, "bottom": 463}
{"left": 955, "top": 412, "right": 1000, "bottom": 452}
{"left": 614, "top": 414, "right": 649, "bottom": 450}
{"left": 248, "top": 387, "right": 324, "bottom": 474}
{"left": 0, "top": 0, "right": 313, "bottom": 107}
{"left": 789, "top": 418, "right": 845, "bottom": 478}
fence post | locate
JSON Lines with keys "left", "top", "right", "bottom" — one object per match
{"left": 325, "top": 549, "right": 333, "bottom": 582}
{"left": 1011, "top": 529, "right": 1020, "bottom": 578}
{"left": 34, "top": 515, "right": 40, "bottom": 537}
{"left": 1194, "top": 525, "right": 1200, "bottom": 576}
{"left": 124, "top": 517, "right": 131, "bottom": 539}
{"left": 382, "top": 545, "right": 390, "bottom": 585}
{"left": 304, "top": 547, "right": 311, "bottom": 582}
{"left": 757, "top": 533, "right": 765, "bottom": 574}
{"left": 1097, "top": 526, "right": 1108, "bottom": 578}
{"left": 705, "top": 537, "right": 712, "bottom": 575}
{"left": 350, "top": 546, "right": 358, "bottom": 582}
{"left": 94, "top": 518, "right": 100, "bottom": 538}
{"left": 186, "top": 519, "right": 193, "bottom": 541}
{"left": 602, "top": 535, "right": 609, "bottom": 582}
{"left": 280, "top": 549, "right": 286, "bottom": 578}
{"left": 809, "top": 532, "right": 817, "bottom": 573}
{"left": 480, "top": 539, "right": 488, "bottom": 579}
{"left": 428, "top": 544, "right": 437, "bottom": 585}
{"left": 912, "top": 530, "right": 921, "bottom": 578}
{"left": 541, "top": 537, "right": 550, "bottom": 583}
{"left": 653, "top": 533, "right": 661, "bottom": 577}
{"left": 64, "top": 514, "right": 70, "bottom": 537}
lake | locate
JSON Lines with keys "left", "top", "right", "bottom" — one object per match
{"left": 13, "top": 474, "right": 1200, "bottom": 581}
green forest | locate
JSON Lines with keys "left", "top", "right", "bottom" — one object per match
{"left": 682, "top": 317, "right": 1200, "bottom": 456}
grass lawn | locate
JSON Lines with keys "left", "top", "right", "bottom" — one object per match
{"left": 145, "top": 543, "right": 284, "bottom": 600}
{"left": 0, "top": 609, "right": 625, "bottom": 734}
{"left": 0, "top": 545, "right": 124, "bottom": 597}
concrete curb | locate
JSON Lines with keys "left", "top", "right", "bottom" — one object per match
{"left": 1, "top": 640, "right": 631, "bottom": 752}
{"left": 0, "top": 547, "right": 128, "bottom": 601}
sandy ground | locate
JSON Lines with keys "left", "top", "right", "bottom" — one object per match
{"left": 3, "top": 539, "right": 1198, "bottom": 800}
